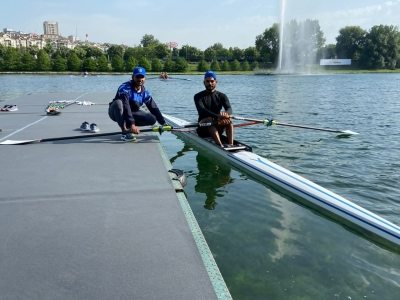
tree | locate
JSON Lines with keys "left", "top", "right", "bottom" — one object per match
{"left": 82, "top": 57, "right": 97, "bottom": 71}
{"left": 155, "top": 44, "right": 171, "bottom": 59}
{"left": 172, "top": 47, "right": 179, "bottom": 57}
{"left": 123, "top": 47, "right": 136, "bottom": 61}
{"left": 204, "top": 47, "right": 217, "bottom": 61}
{"left": 221, "top": 61, "right": 230, "bottom": 71}
{"left": 231, "top": 47, "right": 244, "bottom": 60}
{"left": 43, "top": 39, "right": 54, "bottom": 57}
{"left": 230, "top": 59, "right": 241, "bottom": 71}
{"left": 52, "top": 55, "right": 67, "bottom": 71}
{"left": 178, "top": 45, "right": 203, "bottom": 61}
{"left": 335, "top": 26, "right": 367, "bottom": 59}
{"left": 53, "top": 46, "right": 72, "bottom": 59}
{"left": 67, "top": 53, "right": 81, "bottom": 71}
{"left": 317, "top": 44, "right": 336, "bottom": 60}
{"left": 174, "top": 57, "right": 188, "bottom": 72}
{"left": 27, "top": 45, "right": 39, "bottom": 57}
{"left": 197, "top": 59, "right": 209, "bottom": 72}
{"left": 3, "top": 47, "right": 20, "bottom": 70}
{"left": 77, "top": 45, "right": 104, "bottom": 59}
{"left": 211, "top": 43, "right": 224, "bottom": 52}
{"left": 143, "top": 44, "right": 156, "bottom": 61}
{"left": 359, "top": 25, "right": 400, "bottom": 69}
{"left": 125, "top": 57, "right": 138, "bottom": 72}
{"left": 73, "top": 46, "right": 87, "bottom": 60}
{"left": 251, "top": 61, "right": 259, "bottom": 69}
{"left": 255, "top": 23, "right": 280, "bottom": 63}
{"left": 244, "top": 47, "right": 259, "bottom": 61}
{"left": 107, "top": 45, "right": 124, "bottom": 62}
{"left": 141, "top": 34, "right": 159, "bottom": 47}
{"left": 163, "top": 59, "right": 175, "bottom": 72}
{"left": 0, "top": 44, "right": 6, "bottom": 58}
{"left": 151, "top": 59, "right": 163, "bottom": 72}
{"left": 242, "top": 60, "right": 250, "bottom": 71}
{"left": 20, "top": 52, "right": 35, "bottom": 71}
{"left": 111, "top": 55, "right": 124, "bottom": 72}
{"left": 124, "top": 46, "right": 145, "bottom": 61}
{"left": 210, "top": 60, "right": 220, "bottom": 71}
{"left": 36, "top": 49, "right": 51, "bottom": 71}
{"left": 217, "top": 48, "right": 232, "bottom": 59}
{"left": 138, "top": 57, "right": 151, "bottom": 70}
{"left": 97, "top": 55, "right": 110, "bottom": 72}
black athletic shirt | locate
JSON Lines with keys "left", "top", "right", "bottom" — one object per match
{"left": 194, "top": 90, "right": 232, "bottom": 122}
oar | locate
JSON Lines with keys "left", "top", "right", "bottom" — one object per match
{"left": 231, "top": 116, "right": 359, "bottom": 135}
{"left": 0, "top": 120, "right": 260, "bottom": 145}
{"left": 168, "top": 77, "right": 191, "bottom": 81}
{"left": 0, "top": 124, "right": 211, "bottom": 145}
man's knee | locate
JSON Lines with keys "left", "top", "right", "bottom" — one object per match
{"left": 148, "top": 114, "right": 157, "bottom": 125}
{"left": 109, "top": 100, "right": 124, "bottom": 124}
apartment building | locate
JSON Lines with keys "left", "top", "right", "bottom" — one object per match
{"left": 43, "top": 21, "right": 59, "bottom": 35}
{"left": 0, "top": 22, "right": 109, "bottom": 54}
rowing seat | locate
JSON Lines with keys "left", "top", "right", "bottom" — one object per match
{"left": 222, "top": 144, "right": 246, "bottom": 151}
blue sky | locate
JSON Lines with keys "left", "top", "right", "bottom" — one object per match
{"left": 1, "top": 0, "right": 399, "bottom": 50}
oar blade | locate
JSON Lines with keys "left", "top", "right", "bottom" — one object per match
{"left": 0, "top": 139, "right": 40, "bottom": 145}
{"left": 339, "top": 130, "right": 359, "bottom": 135}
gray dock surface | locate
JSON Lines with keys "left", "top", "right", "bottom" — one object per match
{"left": 0, "top": 93, "right": 231, "bottom": 300}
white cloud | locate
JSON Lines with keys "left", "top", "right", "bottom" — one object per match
{"left": 304, "top": 1, "right": 400, "bottom": 44}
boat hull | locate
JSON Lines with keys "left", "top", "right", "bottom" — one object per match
{"left": 163, "top": 114, "right": 400, "bottom": 249}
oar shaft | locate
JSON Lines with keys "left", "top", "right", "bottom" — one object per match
{"left": 41, "top": 131, "right": 123, "bottom": 142}
{"left": 40, "top": 126, "right": 173, "bottom": 143}
{"left": 231, "top": 116, "right": 354, "bottom": 134}
{"left": 273, "top": 122, "right": 343, "bottom": 133}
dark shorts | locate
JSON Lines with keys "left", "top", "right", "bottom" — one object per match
{"left": 109, "top": 100, "right": 156, "bottom": 127}
{"left": 196, "top": 124, "right": 225, "bottom": 138}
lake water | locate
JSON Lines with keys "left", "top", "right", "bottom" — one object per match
{"left": 1, "top": 73, "right": 400, "bottom": 299}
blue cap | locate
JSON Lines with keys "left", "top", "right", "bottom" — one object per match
{"left": 133, "top": 67, "right": 146, "bottom": 77}
{"left": 204, "top": 70, "right": 217, "bottom": 79}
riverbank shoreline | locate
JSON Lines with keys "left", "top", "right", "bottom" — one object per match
{"left": 1, "top": 69, "right": 400, "bottom": 75}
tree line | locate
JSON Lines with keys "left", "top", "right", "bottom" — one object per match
{"left": 0, "top": 22, "right": 399, "bottom": 72}
{"left": 257, "top": 21, "right": 400, "bottom": 69}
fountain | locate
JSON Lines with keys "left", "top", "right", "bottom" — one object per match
{"left": 278, "top": 0, "right": 286, "bottom": 71}
{"left": 277, "top": 0, "right": 324, "bottom": 74}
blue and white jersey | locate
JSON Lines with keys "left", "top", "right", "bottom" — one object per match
{"left": 111, "top": 80, "right": 165, "bottom": 127}
{"left": 117, "top": 81, "right": 153, "bottom": 111}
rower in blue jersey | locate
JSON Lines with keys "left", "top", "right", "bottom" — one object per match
{"left": 108, "top": 67, "right": 168, "bottom": 141}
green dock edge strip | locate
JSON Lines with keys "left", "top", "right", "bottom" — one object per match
{"left": 156, "top": 141, "right": 232, "bottom": 300}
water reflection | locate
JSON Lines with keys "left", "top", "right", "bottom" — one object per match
{"left": 168, "top": 138, "right": 234, "bottom": 210}
{"left": 194, "top": 153, "right": 233, "bottom": 210}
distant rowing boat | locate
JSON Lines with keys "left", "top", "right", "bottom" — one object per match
{"left": 163, "top": 114, "right": 400, "bottom": 249}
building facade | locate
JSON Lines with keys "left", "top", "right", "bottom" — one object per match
{"left": 43, "top": 21, "right": 59, "bottom": 35}
{"left": 0, "top": 22, "right": 110, "bottom": 54}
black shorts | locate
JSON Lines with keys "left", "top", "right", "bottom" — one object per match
{"left": 196, "top": 125, "right": 225, "bottom": 138}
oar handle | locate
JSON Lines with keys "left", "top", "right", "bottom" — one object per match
{"left": 231, "top": 116, "right": 274, "bottom": 125}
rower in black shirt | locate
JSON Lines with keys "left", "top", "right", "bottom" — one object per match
{"left": 193, "top": 70, "right": 234, "bottom": 147}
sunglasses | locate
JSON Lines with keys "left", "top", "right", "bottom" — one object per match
{"left": 135, "top": 75, "right": 145, "bottom": 79}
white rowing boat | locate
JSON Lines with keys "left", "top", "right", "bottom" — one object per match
{"left": 163, "top": 114, "right": 400, "bottom": 249}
